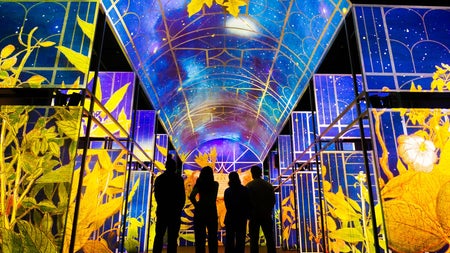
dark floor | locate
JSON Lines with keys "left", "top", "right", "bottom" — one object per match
{"left": 151, "top": 246, "right": 296, "bottom": 252}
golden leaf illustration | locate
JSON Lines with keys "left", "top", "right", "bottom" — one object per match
{"left": 1, "top": 44, "right": 15, "bottom": 58}
{"left": 56, "top": 46, "right": 90, "bottom": 74}
{"left": 38, "top": 41, "right": 56, "bottom": 47}
{"left": 154, "top": 160, "right": 166, "bottom": 171}
{"left": 384, "top": 199, "right": 447, "bottom": 253}
{"left": 82, "top": 239, "right": 112, "bottom": 253}
{"left": 101, "top": 82, "right": 131, "bottom": 118}
{"left": 156, "top": 144, "right": 168, "bottom": 157}
{"left": 1, "top": 56, "right": 17, "bottom": 70}
{"left": 328, "top": 227, "right": 365, "bottom": 244}
{"left": 326, "top": 215, "right": 337, "bottom": 232}
{"left": 436, "top": 181, "right": 450, "bottom": 235}
{"left": 187, "top": 0, "right": 212, "bottom": 17}
{"left": 222, "top": 0, "right": 247, "bottom": 17}
{"left": 330, "top": 239, "right": 351, "bottom": 253}
{"left": 381, "top": 171, "right": 441, "bottom": 216}
{"left": 25, "top": 75, "right": 46, "bottom": 87}
{"left": 77, "top": 16, "right": 95, "bottom": 41}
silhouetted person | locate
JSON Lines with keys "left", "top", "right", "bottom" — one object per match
{"left": 189, "top": 166, "right": 219, "bottom": 253}
{"left": 153, "top": 155, "right": 186, "bottom": 253}
{"left": 246, "top": 165, "right": 276, "bottom": 253}
{"left": 224, "top": 171, "right": 250, "bottom": 253}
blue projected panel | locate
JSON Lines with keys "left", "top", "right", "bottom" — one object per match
{"left": 0, "top": 1, "right": 98, "bottom": 88}
{"left": 291, "top": 111, "right": 316, "bottom": 162}
{"left": 125, "top": 171, "right": 152, "bottom": 253}
{"left": 278, "top": 135, "right": 293, "bottom": 178}
{"left": 296, "top": 171, "right": 321, "bottom": 253}
{"left": 354, "top": 6, "right": 450, "bottom": 91}
{"left": 101, "top": 0, "right": 351, "bottom": 159}
{"left": 320, "top": 151, "right": 384, "bottom": 252}
{"left": 314, "top": 74, "right": 370, "bottom": 139}
{"left": 134, "top": 110, "right": 157, "bottom": 162}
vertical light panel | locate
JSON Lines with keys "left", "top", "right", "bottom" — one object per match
{"left": 278, "top": 135, "right": 294, "bottom": 178}
{"left": 124, "top": 171, "right": 152, "bottom": 253}
{"left": 0, "top": 1, "right": 98, "bottom": 88}
{"left": 295, "top": 171, "right": 321, "bottom": 253}
{"left": 291, "top": 111, "right": 317, "bottom": 162}
{"left": 0, "top": 106, "right": 82, "bottom": 253}
{"left": 371, "top": 108, "right": 450, "bottom": 253}
{"left": 320, "top": 151, "right": 384, "bottom": 252}
{"left": 67, "top": 149, "right": 130, "bottom": 252}
{"left": 314, "top": 74, "right": 369, "bottom": 139}
{"left": 134, "top": 110, "right": 157, "bottom": 162}
{"left": 84, "top": 71, "right": 135, "bottom": 138}
{"left": 279, "top": 180, "right": 299, "bottom": 250}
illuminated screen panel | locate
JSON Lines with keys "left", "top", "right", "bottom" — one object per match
{"left": 153, "top": 134, "right": 169, "bottom": 173}
{"left": 102, "top": 0, "right": 351, "bottom": 159}
{"left": 295, "top": 171, "right": 321, "bottom": 252}
{"left": 354, "top": 5, "right": 450, "bottom": 91}
{"left": 83, "top": 71, "right": 135, "bottom": 138}
{"left": 278, "top": 135, "right": 293, "bottom": 178}
{"left": 0, "top": 106, "right": 82, "bottom": 252}
{"left": 320, "top": 151, "right": 384, "bottom": 252}
{"left": 0, "top": 1, "right": 98, "bottom": 88}
{"left": 292, "top": 111, "right": 316, "bottom": 162}
{"left": 279, "top": 180, "right": 299, "bottom": 250}
{"left": 125, "top": 171, "right": 152, "bottom": 253}
{"left": 370, "top": 108, "right": 450, "bottom": 253}
{"left": 69, "top": 149, "right": 129, "bottom": 252}
{"left": 314, "top": 74, "right": 370, "bottom": 139}
{"left": 133, "top": 110, "right": 156, "bottom": 162}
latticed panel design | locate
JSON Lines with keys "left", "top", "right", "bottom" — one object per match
{"left": 0, "top": 1, "right": 98, "bottom": 88}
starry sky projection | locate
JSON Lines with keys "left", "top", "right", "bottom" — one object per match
{"left": 102, "top": 0, "right": 350, "bottom": 159}
{"left": 354, "top": 6, "right": 450, "bottom": 91}
{"left": 0, "top": 1, "right": 98, "bottom": 87}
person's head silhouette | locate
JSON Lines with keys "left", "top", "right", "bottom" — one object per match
{"left": 165, "top": 155, "right": 176, "bottom": 173}
{"left": 250, "top": 165, "right": 262, "bottom": 179}
{"left": 228, "top": 171, "right": 241, "bottom": 186}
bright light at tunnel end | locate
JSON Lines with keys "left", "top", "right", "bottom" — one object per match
{"left": 225, "top": 16, "right": 259, "bottom": 37}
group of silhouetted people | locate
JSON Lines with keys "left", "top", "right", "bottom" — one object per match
{"left": 152, "top": 155, "right": 276, "bottom": 253}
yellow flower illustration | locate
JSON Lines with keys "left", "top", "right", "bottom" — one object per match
{"left": 397, "top": 134, "right": 437, "bottom": 172}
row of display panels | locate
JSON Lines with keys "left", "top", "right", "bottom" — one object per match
{"left": 1, "top": 2, "right": 449, "bottom": 253}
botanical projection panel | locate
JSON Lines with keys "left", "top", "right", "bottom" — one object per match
{"left": 314, "top": 74, "right": 370, "bottom": 139}
{"left": 101, "top": 0, "right": 350, "bottom": 159}
{"left": 83, "top": 71, "right": 135, "bottom": 140}
{"left": 0, "top": 106, "right": 82, "bottom": 253}
{"left": 0, "top": 1, "right": 98, "bottom": 88}
{"left": 355, "top": 5, "right": 450, "bottom": 253}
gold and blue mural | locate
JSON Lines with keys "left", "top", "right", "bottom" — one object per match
{"left": 0, "top": 1, "right": 98, "bottom": 88}
{"left": 101, "top": 0, "right": 351, "bottom": 160}
{"left": 355, "top": 5, "right": 450, "bottom": 253}
{"left": 83, "top": 71, "right": 135, "bottom": 141}
{"left": 0, "top": 106, "right": 82, "bottom": 253}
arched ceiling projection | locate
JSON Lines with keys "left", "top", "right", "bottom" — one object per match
{"left": 102, "top": 0, "right": 351, "bottom": 160}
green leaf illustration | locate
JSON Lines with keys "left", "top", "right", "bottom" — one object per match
{"left": 17, "top": 220, "right": 58, "bottom": 253}
{"left": 36, "top": 164, "right": 73, "bottom": 184}
{"left": 56, "top": 119, "right": 81, "bottom": 140}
